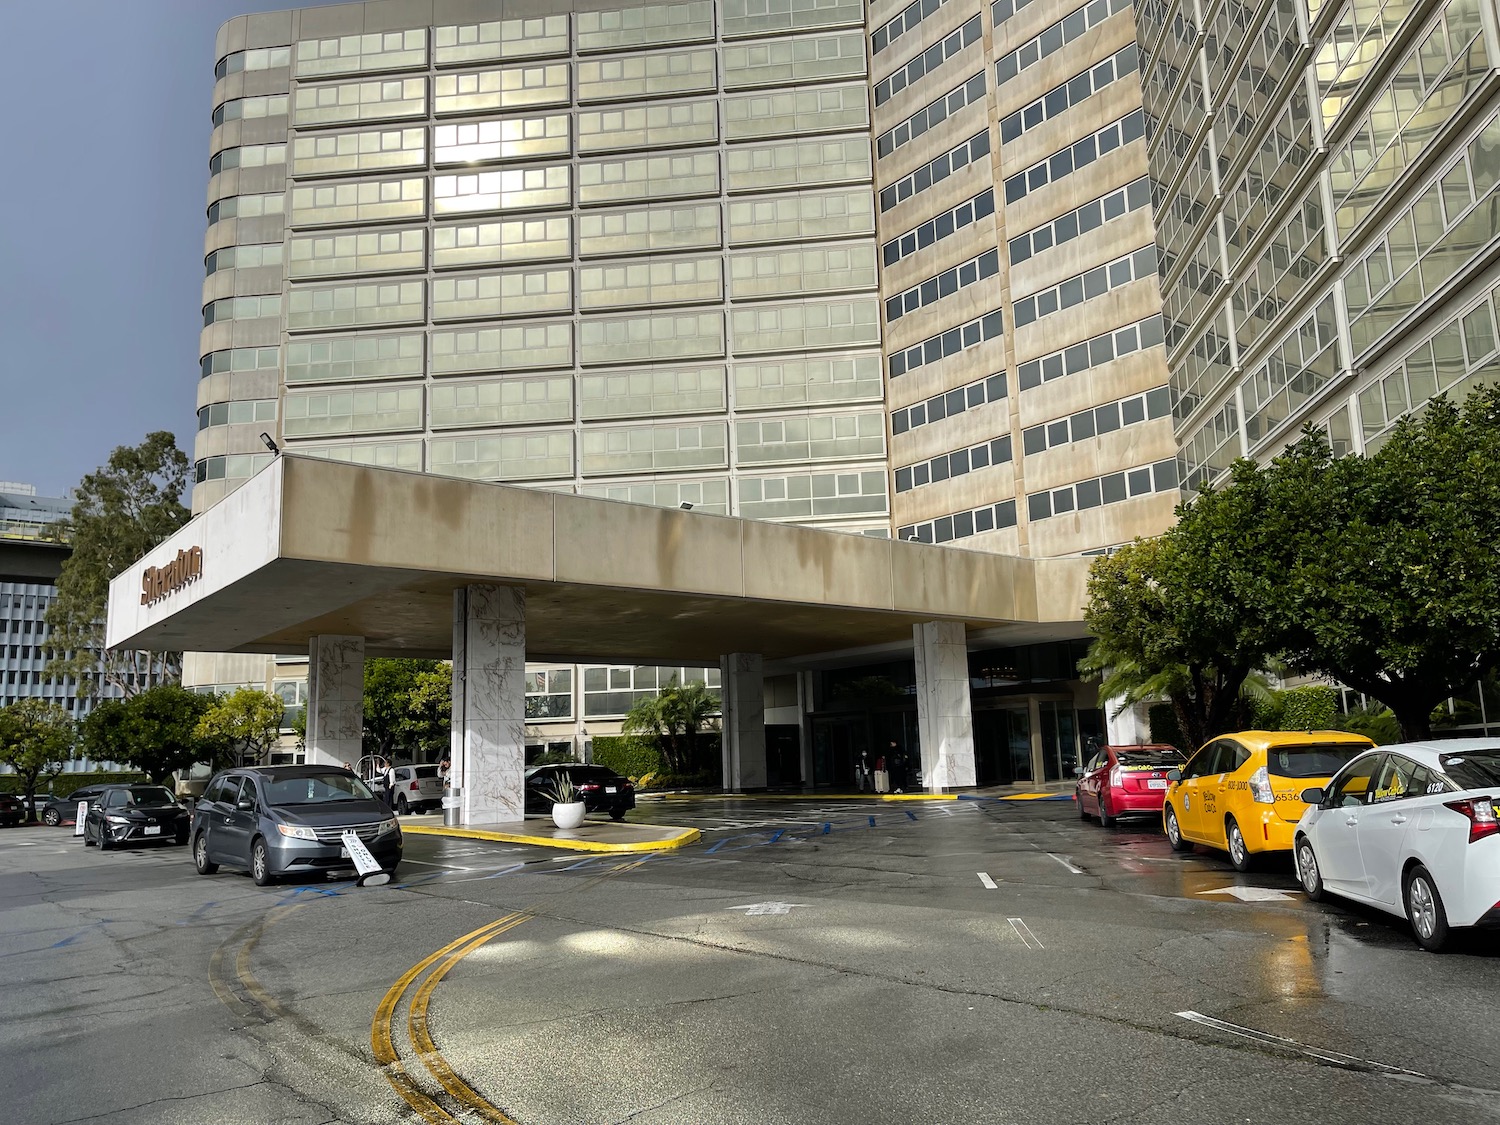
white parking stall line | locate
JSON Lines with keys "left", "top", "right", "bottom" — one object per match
{"left": 401, "top": 859, "right": 478, "bottom": 871}
{"left": 977, "top": 872, "right": 997, "bottom": 889}
{"left": 1174, "top": 1011, "right": 1433, "bottom": 1079}
{"left": 1046, "top": 853, "right": 1084, "bottom": 874}
{"left": 1008, "top": 918, "right": 1043, "bottom": 949}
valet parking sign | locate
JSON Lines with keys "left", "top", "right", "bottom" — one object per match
{"left": 341, "top": 830, "right": 390, "bottom": 886}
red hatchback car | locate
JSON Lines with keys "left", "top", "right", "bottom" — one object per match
{"left": 1075, "top": 744, "right": 1185, "bottom": 827}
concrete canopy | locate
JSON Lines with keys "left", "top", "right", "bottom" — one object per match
{"left": 107, "top": 457, "right": 1090, "bottom": 664}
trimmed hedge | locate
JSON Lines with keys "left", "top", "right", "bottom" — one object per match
{"left": 1147, "top": 704, "right": 1185, "bottom": 752}
{"left": 592, "top": 736, "right": 663, "bottom": 781}
{"left": 0, "top": 771, "right": 146, "bottom": 797}
{"left": 1279, "top": 685, "right": 1339, "bottom": 731}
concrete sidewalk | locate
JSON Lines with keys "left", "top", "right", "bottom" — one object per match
{"left": 643, "top": 779, "right": 1079, "bottom": 803}
{"left": 401, "top": 814, "right": 699, "bottom": 854}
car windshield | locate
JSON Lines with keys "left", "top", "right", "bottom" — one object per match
{"left": 124, "top": 787, "right": 176, "bottom": 806}
{"left": 1439, "top": 750, "right": 1500, "bottom": 790}
{"left": 1267, "top": 744, "right": 1369, "bottom": 778}
{"left": 1116, "top": 750, "right": 1183, "bottom": 767}
{"left": 568, "top": 767, "right": 619, "bottom": 783}
{"left": 263, "top": 773, "right": 375, "bottom": 806}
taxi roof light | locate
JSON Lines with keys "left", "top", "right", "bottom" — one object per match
{"left": 1443, "top": 796, "right": 1499, "bottom": 844}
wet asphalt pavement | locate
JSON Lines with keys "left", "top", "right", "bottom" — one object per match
{"left": 3, "top": 793, "right": 1498, "bottom": 1125}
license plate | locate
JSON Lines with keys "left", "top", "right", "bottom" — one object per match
{"left": 605, "top": 786, "right": 617, "bottom": 794}
{"left": 144, "top": 826, "right": 162, "bottom": 835}
{"left": 1147, "top": 779, "right": 1168, "bottom": 790}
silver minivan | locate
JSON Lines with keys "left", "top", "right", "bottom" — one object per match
{"left": 191, "top": 766, "right": 401, "bottom": 886}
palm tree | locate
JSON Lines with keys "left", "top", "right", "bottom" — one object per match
{"left": 622, "top": 678, "right": 720, "bottom": 775}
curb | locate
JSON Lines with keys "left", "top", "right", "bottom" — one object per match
{"left": 402, "top": 822, "right": 701, "bottom": 854}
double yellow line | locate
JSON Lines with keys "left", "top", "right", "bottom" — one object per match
{"left": 372, "top": 912, "right": 530, "bottom": 1123}
{"left": 371, "top": 858, "right": 647, "bottom": 1121}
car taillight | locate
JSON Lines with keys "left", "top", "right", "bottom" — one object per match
{"left": 410, "top": 781, "right": 421, "bottom": 791}
{"left": 1444, "top": 796, "right": 1499, "bottom": 843}
{"left": 578, "top": 783, "right": 601, "bottom": 793}
{"left": 1248, "top": 765, "right": 1274, "bottom": 804}
{"left": 1109, "top": 766, "right": 1121, "bottom": 788}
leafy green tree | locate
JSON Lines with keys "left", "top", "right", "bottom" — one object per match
{"left": 1081, "top": 536, "right": 1268, "bottom": 752}
{"left": 43, "top": 432, "right": 191, "bottom": 698}
{"left": 621, "top": 678, "right": 720, "bottom": 775}
{"left": 1264, "top": 394, "right": 1500, "bottom": 739}
{"left": 195, "top": 688, "right": 284, "bottom": 768}
{"left": 0, "top": 700, "right": 74, "bottom": 820}
{"left": 79, "top": 697, "right": 132, "bottom": 767}
{"left": 115, "top": 685, "right": 217, "bottom": 784}
{"left": 401, "top": 667, "right": 452, "bottom": 762}
{"left": 363, "top": 658, "right": 447, "bottom": 760}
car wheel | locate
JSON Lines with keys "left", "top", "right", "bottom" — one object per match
{"left": 1405, "top": 864, "right": 1451, "bottom": 953}
{"left": 83, "top": 822, "right": 96, "bottom": 847}
{"left": 194, "top": 832, "right": 219, "bottom": 875}
{"left": 1295, "top": 836, "right": 1325, "bottom": 900}
{"left": 1226, "top": 817, "right": 1254, "bottom": 872}
{"left": 610, "top": 808, "right": 626, "bottom": 821}
{"left": 251, "top": 838, "right": 274, "bottom": 887}
{"left": 1098, "top": 795, "right": 1116, "bottom": 828}
{"left": 396, "top": 794, "right": 409, "bottom": 816}
{"left": 1164, "top": 804, "right": 1190, "bottom": 851}
{"left": 43, "top": 807, "right": 60, "bottom": 827}
{"left": 1077, "top": 792, "right": 1089, "bottom": 820}
{"left": 97, "top": 827, "right": 112, "bottom": 852}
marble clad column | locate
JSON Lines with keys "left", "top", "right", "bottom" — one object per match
{"left": 306, "top": 635, "right": 365, "bottom": 769}
{"left": 913, "top": 621, "right": 977, "bottom": 790}
{"left": 453, "top": 585, "right": 526, "bottom": 825}
{"left": 720, "top": 653, "right": 766, "bottom": 791}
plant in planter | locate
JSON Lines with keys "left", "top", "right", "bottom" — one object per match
{"left": 547, "top": 772, "right": 586, "bottom": 830}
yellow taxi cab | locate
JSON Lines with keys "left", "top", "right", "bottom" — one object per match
{"left": 1162, "top": 730, "right": 1375, "bottom": 870}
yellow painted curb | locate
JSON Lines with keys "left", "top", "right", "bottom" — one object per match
{"left": 402, "top": 822, "right": 701, "bottom": 853}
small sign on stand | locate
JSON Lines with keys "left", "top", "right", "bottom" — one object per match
{"left": 73, "top": 802, "right": 88, "bottom": 838}
{"left": 340, "top": 829, "right": 390, "bottom": 886}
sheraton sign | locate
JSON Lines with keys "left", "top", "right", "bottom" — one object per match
{"left": 141, "top": 546, "right": 203, "bottom": 606}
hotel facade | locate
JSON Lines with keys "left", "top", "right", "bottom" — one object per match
{"left": 176, "top": 0, "right": 1497, "bottom": 791}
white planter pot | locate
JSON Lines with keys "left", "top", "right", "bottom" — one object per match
{"left": 551, "top": 801, "right": 587, "bottom": 829}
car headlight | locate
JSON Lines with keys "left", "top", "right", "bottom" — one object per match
{"left": 105, "top": 815, "right": 132, "bottom": 825}
{"left": 276, "top": 824, "right": 319, "bottom": 841}
{"left": 375, "top": 818, "right": 398, "bottom": 836}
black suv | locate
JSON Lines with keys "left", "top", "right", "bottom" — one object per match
{"left": 524, "top": 764, "right": 636, "bottom": 820}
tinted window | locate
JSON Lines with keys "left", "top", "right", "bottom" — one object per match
{"left": 125, "top": 787, "right": 176, "bottom": 805}
{"left": 66, "top": 788, "right": 98, "bottom": 802}
{"left": 1266, "top": 743, "right": 1369, "bottom": 778}
{"left": 103, "top": 791, "right": 127, "bottom": 809}
{"left": 1328, "top": 755, "right": 1379, "bottom": 807}
{"left": 413, "top": 766, "right": 440, "bottom": 778}
{"left": 205, "top": 776, "right": 239, "bottom": 805}
{"left": 1223, "top": 743, "right": 1251, "bottom": 772}
{"left": 263, "top": 773, "right": 374, "bottom": 805}
{"left": 1115, "top": 749, "right": 1183, "bottom": 767}
{"left": 1181, "top": 748, "right": 1213, "bottom": 778}
{"left": 1440, "top": 750, "right": 1500, "bottom": 790}
{"left": 567, "top": 767, "right": 618, "bottom": 783}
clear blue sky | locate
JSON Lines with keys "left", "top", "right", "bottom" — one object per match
{"left": 0, "top": 1, "right": 345, "bottom": 498}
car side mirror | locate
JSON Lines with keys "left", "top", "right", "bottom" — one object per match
{"left": 236, "top": 797, "right": 256, "bottom": 812}
{"left": 1300, "top": 787, "right": 1325, "bottom": 806}
{"left": 1166, "top": 769, "right": 1181, "bottom": 782}
{"left": 1073, "top": 767, "right": 1085, "bottom": 777}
